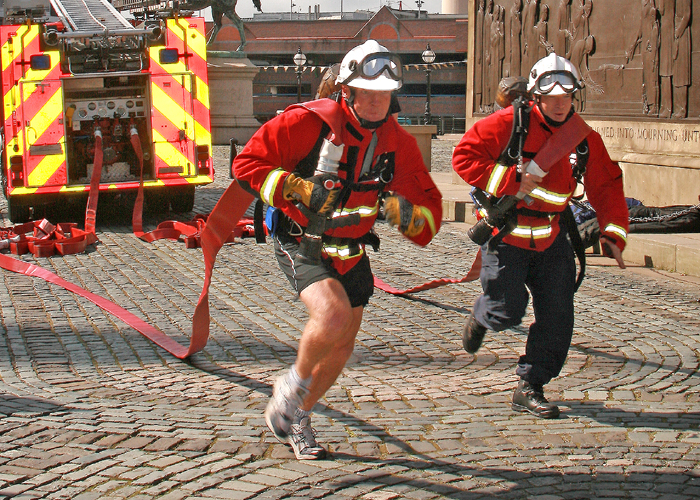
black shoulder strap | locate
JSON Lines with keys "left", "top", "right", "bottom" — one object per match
{"left": 293, "top": 122, "right": 332, "bottom": 178}
{"left": 497, "top": 97, "right": 531, "bottom": 168}
{"left": 560, "top": 205, "right": 586, "bottom": 292}
{"left": 253, "top": 198, "right": 266, "bottom": 243}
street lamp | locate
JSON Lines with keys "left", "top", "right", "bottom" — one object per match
{"left": 421, "top": 43, "right": 435, "bottom": 126}
{"left": 293, "top": 47, "right": 306, "bottom": 103}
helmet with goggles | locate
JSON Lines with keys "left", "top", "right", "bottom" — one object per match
{"left": 528, "top": 53, "right": 583, "bottom": 96}
{"left": 336, "top": 40, "right": 403, "bottom": 91}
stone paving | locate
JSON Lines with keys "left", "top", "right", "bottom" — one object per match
{"left": 0, "top": 143, "right": 698, "bottom": 499}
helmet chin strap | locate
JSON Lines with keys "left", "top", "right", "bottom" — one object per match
{"left": 344, "top": 87, "right": 389, "bottom": 129}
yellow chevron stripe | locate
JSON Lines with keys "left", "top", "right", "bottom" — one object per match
{"left": 150, "top": 51, "right": 210, "bottom": 112}
{"left": 3, "top": 83, "right": 19, "bottom": 120}
{"left": 3, "top": 55, "right": 61, "bottom": 119}
{"left": 152, "top": 129, "right": 191, "bottom": 175}
{"left": 56, "top": 175, "right": 212, "bottom": 194}
{"left": 27, "top": 150, "right": 64, "bottom": 187}
{"left": 194, "top": 117, "right": 211, "bottom": 146}
{"left": 4, "top": 85, "right": 20, "bottom": 117}
{"left": 26, "top": 85, "right": 63, "bottom": 145}
{"left": 21, "top": 52, "right": 61, "bottom": 99}
{"left": 60, "top": 185, "right": 89, "bottom": 193}
{"left": 183, "top": 175, "right": 212, "bottom": 184}
{"left": 151, "top": 83, "right": 195, "bottom": 142}
{"left": 8, "top": 187, "right": 38, "bottom": 195}
{"left": 168, "top": 18, "right": 207, "bottom": 62}
{"left": 152, "top": 49, "right": 190, "bottom": 82}
{"left": 152, "top": 82, "right": 210, "bottom": 146}
{"left": 195, "top": 74, "right": 210, "bottom": 111}
{"left": 1, "top": 25, "right": 39, "bottom": 72}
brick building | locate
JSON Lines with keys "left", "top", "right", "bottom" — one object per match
{"left": 115, "top": 2, "right": 469, "bottom": 133}
{"left": 220, "top": 7, "right": 468, "bottom": 132}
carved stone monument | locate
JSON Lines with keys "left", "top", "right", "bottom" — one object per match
{"left": 465, "top": 0, "right": 700, "bottom": 206}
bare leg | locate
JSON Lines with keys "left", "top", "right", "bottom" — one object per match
{"left": 296, "top": 278, "right": 363, "bottom": 411}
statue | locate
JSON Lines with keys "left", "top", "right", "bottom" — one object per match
{"left": 672, "top": 0, "right": 691, "bottom": 118}
{"left": 507, "top": 0, "right": 523, "bottom": 77}
{"left": 626, "top": 0, "right": 660, "bottom": 115}
{"left": 483, "top": 0, "right": 495, "bottom": 110}
{"left": 552, "top": 0, "right": 571, "bottom": 57}
{"left": 534, "top": 3, "right": 549, "bottom": 61}
{"left": 180, "top": 0, "right": 263, "bottom": 51}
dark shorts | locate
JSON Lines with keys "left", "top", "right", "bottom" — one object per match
{"left": 274, "top": 232, "right": 374, "bottom": 308}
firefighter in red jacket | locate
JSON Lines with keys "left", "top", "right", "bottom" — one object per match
{"left": 452, "top": 53, "right": 628, "bottom": 418}
{"left": 234, "top": 40, "right": 442, "bottom": 459}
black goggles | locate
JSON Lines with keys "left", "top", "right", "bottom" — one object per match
{"left": 534, "top": 71, "right": 579, "bottom": 94}
{"left": 347, "top": 52, "right": 403, "bottom": 82}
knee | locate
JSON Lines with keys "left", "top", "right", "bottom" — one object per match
{"left": 302, "top": 280, "right": 358, "bottom": 343}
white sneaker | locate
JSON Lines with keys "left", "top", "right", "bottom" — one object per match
{"left": 288, "top": 416, "right": 327, "bottom": 460}
{"left": 265, "top": 372, "right": 308, "bottom": 441}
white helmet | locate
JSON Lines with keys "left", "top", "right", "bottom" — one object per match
{"left": 336, "top": 40, "right": 403, "bottom": 91}
{"left": 528, "top": 53, "right": 583, "bottom": 96}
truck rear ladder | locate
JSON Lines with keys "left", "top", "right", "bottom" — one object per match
{"left": 49, "top": 0, "right": 133, "bottom": 32}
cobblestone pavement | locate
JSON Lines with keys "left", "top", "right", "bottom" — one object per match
{"left": 0, "top": 143, "right": 698, "bottom": 499}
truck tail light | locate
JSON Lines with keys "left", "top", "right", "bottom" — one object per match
{"left": 9, "top": 155, "right": 24, "bottom": 187}
{"left": 197, "top": 145, "right": 210, "bottom": 175}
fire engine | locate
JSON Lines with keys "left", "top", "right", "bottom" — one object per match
{"left": 0, "top": 0, "right": 213, "bottom": 223}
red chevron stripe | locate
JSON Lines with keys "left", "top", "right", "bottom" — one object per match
{"left": 16, "top": 78, "right": 62, "bottom": 126}
{"left": 150, "top": 106, "right": 195, "bottom": 175}
{"left": 163, "top": 20, "right": 208, "bottom": 83}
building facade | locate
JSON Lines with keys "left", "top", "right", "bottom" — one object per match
{"left": 215, "top": 7, "right": 468, "bottom": 132}
{"left": 115, "top": 3, "right": 469, "bottom": 133}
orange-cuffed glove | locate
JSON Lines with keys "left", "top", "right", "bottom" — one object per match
{"left": 384, "top": 195, "right": 425, "bottom": 237}
{"left": 283, "top": 173, "right": 341, "bottom": 215}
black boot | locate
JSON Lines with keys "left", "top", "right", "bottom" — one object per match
{"left": 512, "top": 379, "right": 560, "bottom": 419}
{"left": 462, "top": 313, "right": 487, "bottom": 354}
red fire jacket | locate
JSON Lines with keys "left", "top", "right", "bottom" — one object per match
{"left": 452, "top": 104, "right": 629, "bottom": 252}
{"left": 233, "top": 98, "right": 442, "bottom": 274}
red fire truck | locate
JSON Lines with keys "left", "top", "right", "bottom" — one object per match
{"left": 1, "top": 0, "right": 213, "bottom": 223}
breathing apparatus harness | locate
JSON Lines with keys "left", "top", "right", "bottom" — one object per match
{"left": 469, "top": 90, "right": 591, "bottom": 290}
{"left": 256, "top": 99, "right": 396, "bottom": 257}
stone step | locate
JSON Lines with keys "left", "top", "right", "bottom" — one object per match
{"left": 431, "top": 172, "right": 700, "bottom": 278}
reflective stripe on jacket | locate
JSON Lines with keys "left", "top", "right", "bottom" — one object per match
{"left": 233, "top": 98, "right": 442, "bottom": 274}
{"left": 453, "top": 104, "right": 629, "bottom": 252}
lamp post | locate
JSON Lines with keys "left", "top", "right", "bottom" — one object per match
{"left": 421, "top": 43, "right": 435, "bottom": 126}
{"left": 293, "top": 47, "right": 306, "bottom": 103}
